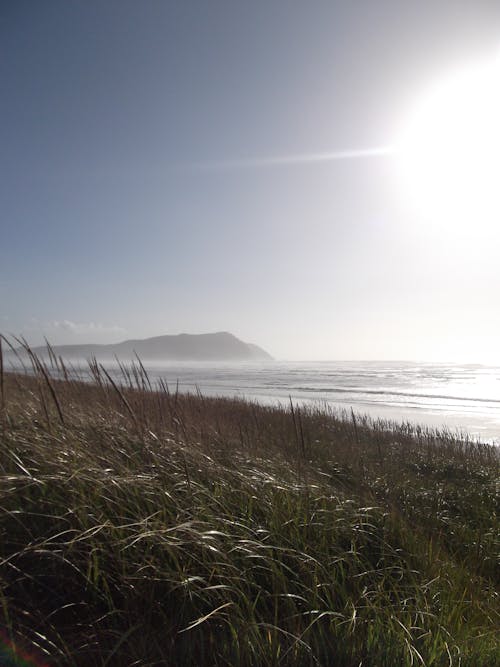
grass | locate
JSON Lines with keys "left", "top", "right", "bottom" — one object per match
{"left": 0, "top": 342, "right": 498, "bottom": 665}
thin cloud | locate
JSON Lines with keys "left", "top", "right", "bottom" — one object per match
{"left": 11, "top": 319, "right": 127, "bottom": 346}
{"left": 50, "top": 320, "right": 126, "bottom": 337}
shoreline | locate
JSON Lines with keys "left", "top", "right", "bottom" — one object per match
{"left": 3, "top": 359, "right": 500, "bottom": 446}
{"left": 1, "top": 359, "right": 498, "bottom": 665}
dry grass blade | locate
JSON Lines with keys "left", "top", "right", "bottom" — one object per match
{"left": 0, "top": 343, "right": 498, "bottom": 666}
{"left": 98, "top": 363, "right": 140, "bottom": 432}
{"left": 179, "top": 602, "right": 234, "bottom": 633}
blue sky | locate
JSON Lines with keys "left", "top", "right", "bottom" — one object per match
{"left": 2, "top": 1, "right": 500, "bottom": 360}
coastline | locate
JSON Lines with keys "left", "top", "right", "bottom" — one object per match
{"left": 1, "top": 359, "right": 498, "bottom": 665}
{"left": 6, "top": 354, "right": 499, "bottom": 443}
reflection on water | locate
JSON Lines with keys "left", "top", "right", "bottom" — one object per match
{"left": 140, "top": 360, "right": 500, "bottom": 443}
{"left": 6, "top": 357, "right": 500, "bottom": 443}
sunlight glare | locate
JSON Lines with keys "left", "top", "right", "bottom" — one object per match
{"left": 396, "top": 58, "right": 500, "bottom": 235}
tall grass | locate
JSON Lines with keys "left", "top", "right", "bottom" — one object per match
{"left": 0, "top": 341, "right": 498, "bottom": 665}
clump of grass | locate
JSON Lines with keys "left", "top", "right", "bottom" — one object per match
{"left": 0, "top": 341, "right": 498, "bottom": 665}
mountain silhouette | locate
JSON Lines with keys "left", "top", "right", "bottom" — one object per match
{"left": 17, "top": 332, "right": 273, "bottom": 362}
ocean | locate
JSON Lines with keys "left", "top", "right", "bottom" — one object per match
{"left": 142, "top": 360, "right": 500, "bottom": 444}
{"left": 7, "top": 356, "right": 500, "bottom": 443}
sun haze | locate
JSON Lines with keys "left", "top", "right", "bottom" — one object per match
{"left": 2, "top": 1, "right": 500, "bottom": 362}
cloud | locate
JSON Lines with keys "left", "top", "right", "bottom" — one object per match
{"left": 49, "top": 320, "right": 125, "bottom": 334}
{"left": 11, "top": 319, "right": 127, "bottom": 346}
{"left": 50, "top": 320, "right": 126, "bottom": 338}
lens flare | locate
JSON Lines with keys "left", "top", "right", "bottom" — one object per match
{"left": 0, "top": 630, "right": 50, "bottom": 667}
{"left": 195, "top": 145, "right": 394, "bottom": 170}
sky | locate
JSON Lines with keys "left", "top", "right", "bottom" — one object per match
{"left": 1, "top": 1, "right": 500, "bottom": 361}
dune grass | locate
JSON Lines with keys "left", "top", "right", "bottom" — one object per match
{"left": 0, "top": 343, "right": 498, "bottom": 665}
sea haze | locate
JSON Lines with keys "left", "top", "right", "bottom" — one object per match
{"left": 140, "top": 360, "right": 500, "bottom": 444}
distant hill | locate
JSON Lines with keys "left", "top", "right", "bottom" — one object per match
{"left": 11, "top": 332, "right": 273, "bottom": 362}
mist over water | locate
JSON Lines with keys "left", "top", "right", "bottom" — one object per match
{"left": 141, "top": 360, "right": 500, "bottom": 443}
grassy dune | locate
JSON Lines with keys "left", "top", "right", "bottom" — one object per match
{"left": 0, "top": 347, "right": 498, "bottom": 665}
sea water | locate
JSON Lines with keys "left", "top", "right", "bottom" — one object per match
{"left": 8, "top": 356, "right": 500, "bottom": 443}
{"left": 143, "top": 360, "right": 500, "bottom": 444}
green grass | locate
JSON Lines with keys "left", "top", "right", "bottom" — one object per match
{"left": 0, "top": 345, "right": 498, "bottom": 665}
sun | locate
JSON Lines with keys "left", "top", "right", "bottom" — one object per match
{"left": 395, "top": 57, "right": 500, "bottom": 235}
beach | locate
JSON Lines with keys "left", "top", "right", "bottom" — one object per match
{"left": 137, "top": 360, "right": 500, "bottom": 443}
